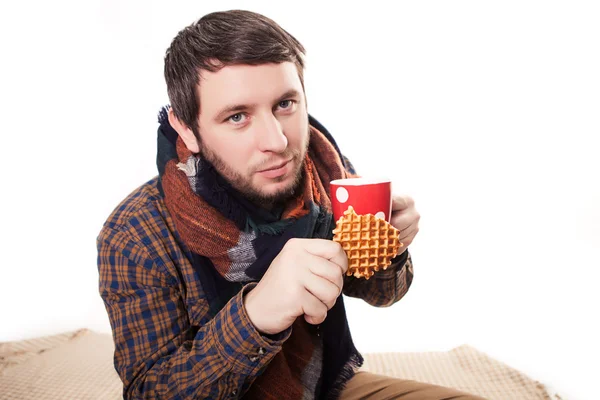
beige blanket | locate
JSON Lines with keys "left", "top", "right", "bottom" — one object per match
{"left": 0, "top": 329, "right": 561, "bottom": 399}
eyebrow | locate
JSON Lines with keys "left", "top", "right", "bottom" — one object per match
{"left": 213, "top": 89, "right": 302, "bottom": 122}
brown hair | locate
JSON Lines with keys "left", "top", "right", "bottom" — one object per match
{"left": 164, "top": 10, "right": 306, "bottom": 137}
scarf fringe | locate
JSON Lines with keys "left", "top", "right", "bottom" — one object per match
{"left": 247, "top": 218, "right": 293, "bottom": 235}
{"left": 196, "top": 160, "right": 249, "bottom": 230}
{"left": 157, "top": 105, "right": 170, "bottom": 124}
{"left": 326, "top": 352, "right": 364, "bottom": 400}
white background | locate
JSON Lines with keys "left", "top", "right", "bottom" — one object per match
{"left": 1, "top": 1, "right": 598, "bottom": 399}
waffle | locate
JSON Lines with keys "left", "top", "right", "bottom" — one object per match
{"left": 332, "top": 206, "right": 403, "bottom": 279}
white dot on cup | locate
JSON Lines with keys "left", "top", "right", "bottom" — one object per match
{"left": 336, "top": 187, "right": 349, "bottom": 203}
{"left": 375, "top": 211, "right": 386, "bottom": 220}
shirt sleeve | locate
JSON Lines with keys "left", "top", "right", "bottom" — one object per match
{"left": 97, "top": 229, "right": 290, "bottom": 399}
{"left": 342, "top": 250, "right": 414, "bottom": 307}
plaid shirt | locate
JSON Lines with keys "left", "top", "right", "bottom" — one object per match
{"left": 97, "top": 177, "right": 414, "bottom": 399}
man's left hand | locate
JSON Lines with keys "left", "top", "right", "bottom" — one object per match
{"left": 390, "top": 195, "right": 420, "bottom": 254}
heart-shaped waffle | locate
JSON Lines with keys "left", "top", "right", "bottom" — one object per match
{"left": 332, "top": 206, "right": 402, "bottom": 279}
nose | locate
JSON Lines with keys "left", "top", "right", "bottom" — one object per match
{"left": 255, "top": 113, "right": 288, "bottom": 153}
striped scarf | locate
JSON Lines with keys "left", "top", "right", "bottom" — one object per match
{"left": 157, "top": 108, "right": 363, "bottom": 399}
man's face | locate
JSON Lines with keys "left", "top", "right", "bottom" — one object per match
{"left": 196, "top": 62, "right": 310, "bottom": 206}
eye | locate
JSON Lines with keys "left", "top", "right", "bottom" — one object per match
{"left": 228, "top": 113, "right": 246, "bottom": 123}
{"left": 277, "top": 100, "right": 297, "bottom": 113}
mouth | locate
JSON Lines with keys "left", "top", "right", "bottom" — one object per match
{"left": 256, "top": 158, "right": 293, "bottom": 179}
{"left": 257, "top": 158, "right": 293, "bottom": 173}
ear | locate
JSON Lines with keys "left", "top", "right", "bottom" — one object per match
{"left": 168, "top": 108, "right": 200, "bottom": 154}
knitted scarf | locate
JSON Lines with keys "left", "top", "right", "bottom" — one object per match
{"left": 156, "top": 107, "right": 363, "bottom": 399}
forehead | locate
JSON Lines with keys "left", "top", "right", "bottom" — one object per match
{"left": 197, "top": 62, "right": 303, "bottom": 114}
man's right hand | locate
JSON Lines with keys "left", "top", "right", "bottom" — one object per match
{"left": 243, "top": 238, "right": 348, "bottom": 335}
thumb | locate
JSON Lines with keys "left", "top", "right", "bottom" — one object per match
{"left": 392, "top": 195, "right": 412, "bottom": 211}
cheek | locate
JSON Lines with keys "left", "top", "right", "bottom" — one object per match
{"left": 209, "top": 135, "right": 254, "bottom": 173}
{"left": 226, "top": 143, "right": 254, "bottom": 171}
{"left": 283, "top": 116, "right": 309, "bottom": 147}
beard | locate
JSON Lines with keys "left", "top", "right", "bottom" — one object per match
{"left": 199, "top": 136, "right": 310, "bottom": 208}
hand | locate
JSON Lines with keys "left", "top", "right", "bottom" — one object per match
{"left": 244, "top": 238, "right": 348, "bottom": 335}
{"left": 390, "top": 195, "right": 420, "bottom": 255}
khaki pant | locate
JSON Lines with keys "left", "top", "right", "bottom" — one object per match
{"left": 340, "top": 372, "right": 487, "bottom": 400}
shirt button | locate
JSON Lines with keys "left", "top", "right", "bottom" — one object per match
{"left": 258, "top": 347, "right": 265, "bottom": 355}
{"left": 230, "top": 389, "right": 238, "bottom": 397}
{"left": 248, "top": 355, "right": 259, "bottom": 363}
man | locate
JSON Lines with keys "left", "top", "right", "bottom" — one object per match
{"left": 97, "top": 9, "right": 484, "bottom": 400}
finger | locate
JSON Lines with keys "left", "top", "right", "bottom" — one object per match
{"left": 392, "top": 195, "right": 414, "bottom": 211}
{"left": 308, "top": 257, "right": 344, "bottom": 294}
{"left": 391, "top": 207, "right": 420, "bottom": 231}
{"left": 301, "top": 291, "right": 329, "bottom": 325}
{"left": 398, "top": 223, "right": 418, "bottom": 240}
{"left": 398, "top": 225, "right": 419, "bottom": 246}
{"left": 390, "top": 213, "right": 413, "bottom": 232}
{"left": 303, "top": 273, "right": 341, "bottom": 309}
{"left": 304, "top": 239, "right": 348, "bottom": 275}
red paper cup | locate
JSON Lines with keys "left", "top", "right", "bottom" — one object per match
{"left": 330, "top": 178, "right": 392, "bottom": 223}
